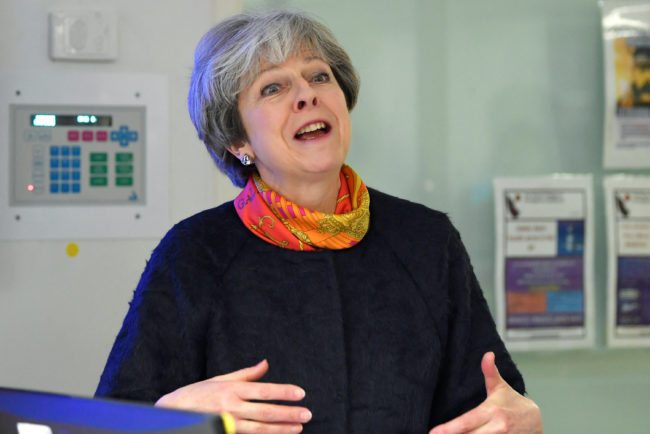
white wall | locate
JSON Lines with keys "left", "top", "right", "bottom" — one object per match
{"left": 0, "top": 0, "right": 241, "bottom": 396}
{"left": 242, "top": 1, "right": 650, "bottom": 432}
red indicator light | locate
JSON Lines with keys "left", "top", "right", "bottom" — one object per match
{"left": 26, "top": 184, "right": 35, "bottom": 192}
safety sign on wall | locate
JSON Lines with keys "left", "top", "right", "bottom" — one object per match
{"left": 494, "top": 176, "right": 595, "bottom": 351}
{"left": 604, "top": 176, "right": 650, "bottom": 348}
{"left": 602, "top": 0, "right": 650, "bottom": 168}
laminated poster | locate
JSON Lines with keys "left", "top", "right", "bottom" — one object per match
{"left": 494, "top": 177, "right": 595, "bottom": 351}
{"left": 604, "top": 176, "right": 650, "bottom": 347}
{"left": 602, "top": 1, "right": 650, "bottom": 168}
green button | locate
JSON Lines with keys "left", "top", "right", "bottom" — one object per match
{"left": 116, "top": 152, "right": 133, "bottom": 162}
{"left": 90, "top": 153, "right": 108, "bottom": 162}
{"left": 90, "top": 177, "right": 108, "bottom": 186}
{"left": 90, "top": 165, "right": 108, "bottom": 174}
{"left": 116, "top": 176, "right": 133, "bottom": 186}
{"left": 115, "top": 164, "right": 133, "bottom": 174}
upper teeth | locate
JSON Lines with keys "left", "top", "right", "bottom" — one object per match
{"left": 296, "top": 122, "right": 326, "bottom": 135}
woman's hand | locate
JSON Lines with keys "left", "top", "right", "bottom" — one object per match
{"left": 155, "top": 359, "right": 311, "bottom": 433}
{"left": 429, "top": 352, "right": 542, "bottom": 434}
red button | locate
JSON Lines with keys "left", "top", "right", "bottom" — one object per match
{"left": 82, "top": 131, "right": 94, "bottom": 141}
{"left": 68, "top": 131, "right": 80, "bottom": 141}
{"left": 96, "top": 131, "right": 108, "bottom": 141}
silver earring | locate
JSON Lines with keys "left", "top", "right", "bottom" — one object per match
{"left": 240, "top": 154, "right": 253, "bottom": 166}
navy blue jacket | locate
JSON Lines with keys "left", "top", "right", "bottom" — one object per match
{"left": 96, "top": 188, "right": 525, "bottom": 433}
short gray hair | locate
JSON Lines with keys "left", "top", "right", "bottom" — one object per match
{"left": 188, "top": 9, "right": 360, "bottom": 187}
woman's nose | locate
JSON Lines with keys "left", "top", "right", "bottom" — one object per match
{"left": 294, "top": 82, "right": 318, "bottom": 111}
{"left": 296, "top": 98, "right": 317, "bottom": 110}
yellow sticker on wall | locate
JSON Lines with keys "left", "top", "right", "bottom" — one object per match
{"left": 66, "top": 242, "right": 79, "bottom": 257}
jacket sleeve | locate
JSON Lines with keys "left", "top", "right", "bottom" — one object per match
{"left": 95, "top": 226, "right": 215, "bottom": 403}
{"left": 428, "top": 224, "right": 525, "bottom": 426}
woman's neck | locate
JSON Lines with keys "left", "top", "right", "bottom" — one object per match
{"left": 258, "top": 170, "right": 341, "bottom": 214}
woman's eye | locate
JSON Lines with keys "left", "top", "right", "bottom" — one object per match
{"left": 312, "top": 72, "right": 331, "bottom": 83}
{"left": 261, "top": 83, "right": 281, "bottom": 97}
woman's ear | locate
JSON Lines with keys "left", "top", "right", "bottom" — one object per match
{"left": 227, "top": 142, "right": 255, "bottom": 165}
{"left": 226, "top": 142, "right": 254, "bottom": 159}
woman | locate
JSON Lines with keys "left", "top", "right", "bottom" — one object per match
{"left": 96, "top": 10, "right": 542, "bottom": 434}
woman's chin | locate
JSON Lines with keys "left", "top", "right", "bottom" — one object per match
{"left": 298, "top": 158, "right": 345, "bottom": 178}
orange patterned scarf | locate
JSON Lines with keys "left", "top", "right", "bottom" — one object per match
{"left": 234, "top": 165, "right": 370, "bottom": 251}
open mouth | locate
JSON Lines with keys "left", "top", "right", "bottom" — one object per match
{"left": 294, "top": 121, "right": 331, "bottom": 140}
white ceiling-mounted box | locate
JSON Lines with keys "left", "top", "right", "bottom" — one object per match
{"left": 49, "top": 9, "right": 118, "bottom": 61}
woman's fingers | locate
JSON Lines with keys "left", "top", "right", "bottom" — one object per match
{"left": 236, "top": 381, "right": 306, "bottom": 402}
{"left": 429, "top": 352, "right": 542, "bottom": 434}
{"left": 156, "top": 360, "right": 314, "bottom": 432}
{"left": 480, "top": 352, "right": 504, "bottom": 395}
{"left": 157, "top": 380, "right": 308, "bottom": 416}
{"left": 234, "top": 418, "right": 304, "bottom": 434}
{"left": 231, "top": 401, "right": 312, "bottom": 424}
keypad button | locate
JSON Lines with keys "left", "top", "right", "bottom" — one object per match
{"left": 116, "top": 153, "right": 133, "bottom": 162}
{"left": 72, "top": 183, "right": 81, "bottom": 193}
{"left": 61, "top": 183, "right": 70, "bottom": 193}
{"left": 50, "top": 146, "right": 60, "bottom": 156}
{"left": 90, "top": 165, "right": 107, "bottom": 175}
{"left": 82, "top": 131, "right": 93, "bottom": 141}
{"left": 61, "top": 159, "right": 70, "bottom": 169}
{"left": 72, "top": 159, "right": 81, "bottom": 169}
{"left": 72, "top": 146, "right": 81, "bottom": 156}
{"left": 90, "top": 177, "right": 108, "bottom": 187}
{"left": 116, "top": 177, "right": 133, "bottom": 187}
{"left": 90, "top": 152, "right": 108, "bottom": 162}
{"left": 24, "top": 131, "right": 37, "bottom": 142}
{"left": 50, "top": 184, "right": 60, "bottom": 194}
{"left": 72, "top": 171, "right": 81, "bottom": 181}
{"left": 116, "top": 165, "right": 133, "bottom": 174}
{"left": 50, "top": 171, "right": 60, "bottom": 181}
{"left": 50, "top": 159, "right": 60, "bottom": 168}
{"left": 61, "top": 146, "right": 70, "bottom": 157}
{"left": 68, "top": 131, "right": 80, "bottom": 141}
{"left": 96, "top": 131, "right": 108, "bottom": 141}
{"left": 111, "top": 126, "right": 138, "bottom": 148}
{"left": 61, "top": 172, "right": 70, "bottom": 181}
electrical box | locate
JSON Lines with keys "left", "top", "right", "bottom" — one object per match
{"left": 0, "top": 71, "right": 169, "bottom": 240}
{"left": 49, "top": 9, "right": 118, "bottom": 61}
{"left": 11, "top": 105, "right": 145, "bottom": 205}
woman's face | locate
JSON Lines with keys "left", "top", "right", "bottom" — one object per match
{"left": 235, "top": 51, "right": 351, "bottom": 192}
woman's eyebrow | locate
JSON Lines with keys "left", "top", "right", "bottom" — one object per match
{"left": 303, "top": 55, "right": 324, "bottom": 63}
{"left": 259, "top": 55, "right": 325, "bottom": 74}
{"left": 259, "top": 63, "right": 279, "bottom": 75}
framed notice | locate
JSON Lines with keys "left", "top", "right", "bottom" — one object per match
{"left": 494, "top": 176, "right": 595, "bottom": 351}
{"left": 604, "top": 176, "right": 650, "bottom": 347}
{"left": 602, "top": 1, "right": 650, "bottom": 168}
